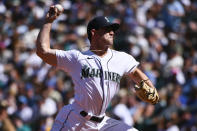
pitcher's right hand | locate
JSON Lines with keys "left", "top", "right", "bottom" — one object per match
{"left": 45, "top": 5, "right": 63, "bottom": 23}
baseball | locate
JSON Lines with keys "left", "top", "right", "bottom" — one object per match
{"left": 55, "top": 4, "right": 64, "bottom": 13}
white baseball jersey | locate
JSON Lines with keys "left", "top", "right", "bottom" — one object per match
{"left": 52, "top": 48, "right": 139, "bottom": 131}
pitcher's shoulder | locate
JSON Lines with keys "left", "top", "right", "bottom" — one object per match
{"left": 110, "top": 49, "right": 131, "bottom": 57}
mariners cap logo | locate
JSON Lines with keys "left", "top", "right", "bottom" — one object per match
{"left": 105, "top": 17, "right": 110, "bottom": 22}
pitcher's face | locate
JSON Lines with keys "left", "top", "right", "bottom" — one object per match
{"left": 93, "top": 26, "right": 115, "bottom": 47}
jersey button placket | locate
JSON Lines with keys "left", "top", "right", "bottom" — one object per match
{"left": 100, "top": 60, "right": 108, "bottom": 114}
{"left": 97, "top": 58, "right": 105, "bottom": 114}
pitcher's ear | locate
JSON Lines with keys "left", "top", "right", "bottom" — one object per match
{"left": 91, "top": 29, "right": 96, "bottom": 37}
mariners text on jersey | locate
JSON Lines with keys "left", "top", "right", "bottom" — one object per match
{"left": 81, "top": 66, "right": 121, "bottom": 83}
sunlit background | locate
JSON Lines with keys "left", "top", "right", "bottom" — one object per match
{"left": 0, "top": 0, "right": 197, "bottom": 131}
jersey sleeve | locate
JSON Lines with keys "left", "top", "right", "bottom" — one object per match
{"left": 122, "top": 52, "right": 139, "bottom": 74}
{"left": 55, "top": 49, "right": 79, "bottom": 73}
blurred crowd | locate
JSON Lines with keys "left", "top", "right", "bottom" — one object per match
{"left": 0, "top": 0, "right": 197, "bottom": 131}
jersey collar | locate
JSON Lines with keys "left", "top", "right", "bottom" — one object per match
{"left": 87, "top": 48, "right": 112, "bottom": 61}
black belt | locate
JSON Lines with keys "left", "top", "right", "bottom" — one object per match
{"left": 80, "top": 111, "right": 104, "bottom": 123}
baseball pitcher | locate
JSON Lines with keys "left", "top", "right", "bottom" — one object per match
{"left": 36, "top": 5, "right": 159, "bottom": 131}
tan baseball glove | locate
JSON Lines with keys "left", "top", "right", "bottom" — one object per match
{"left": 134, "top": 80, "right": 159, "bottom": 104}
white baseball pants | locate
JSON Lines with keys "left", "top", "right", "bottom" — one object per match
{"left": 51, "top": 103, "right": 138, "bottom": 131}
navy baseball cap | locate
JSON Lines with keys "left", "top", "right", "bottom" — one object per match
{"left": 87, "top": 16, "right": 120, "bottom": 40}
